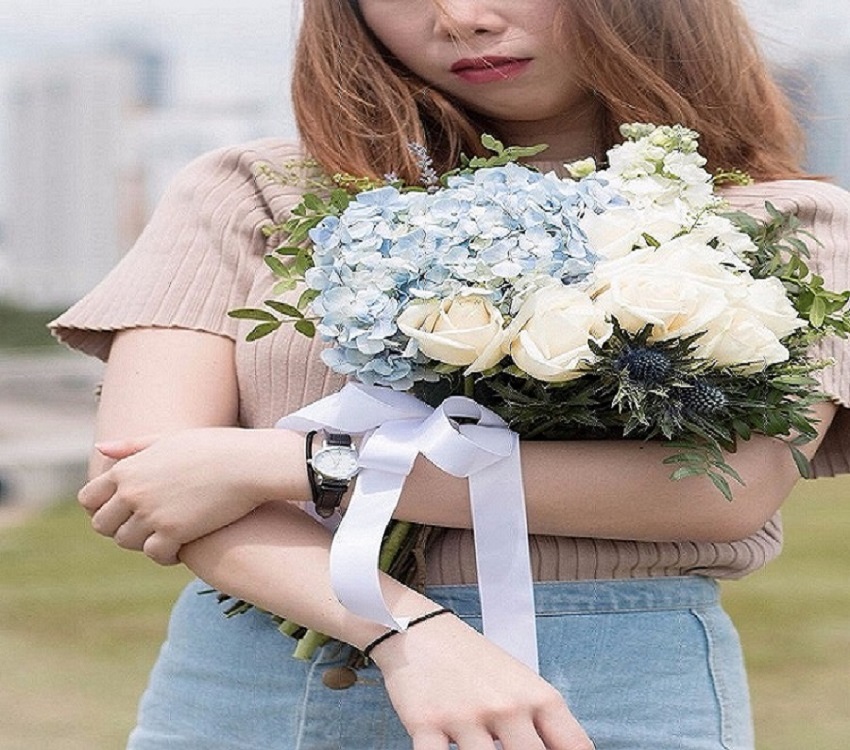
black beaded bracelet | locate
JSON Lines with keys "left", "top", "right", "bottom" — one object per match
{"left": 362, "top": 608, "right": 453, "bottom": 661}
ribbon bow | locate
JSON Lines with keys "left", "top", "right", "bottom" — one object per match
{"left": 277, "top": 382, "right": 538, "bottom": 672}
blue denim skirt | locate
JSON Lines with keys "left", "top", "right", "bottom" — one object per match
{"left": 128, "top": 577, "right": 753, "bottom": 749}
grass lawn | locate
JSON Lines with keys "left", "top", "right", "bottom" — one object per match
{"left": 0, "top": 304, "right": 65, "bottom": 350}
{"left": 1, "top": 480, "right": 849, "bottom": 749}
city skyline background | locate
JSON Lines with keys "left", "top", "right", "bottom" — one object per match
{"left": 1, "top": 0, "right": 849, "bottom": 307}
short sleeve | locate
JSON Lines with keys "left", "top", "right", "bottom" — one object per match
{"left": 49, "top": 138, "right": 306, "bottom": 361}
{"left": 724, "top": 179, "right": 850, "bottom": 477}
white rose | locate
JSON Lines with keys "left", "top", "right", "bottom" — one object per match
{"left": 398, "top": 294, "right": 506, "bottom": 371}
{"left": 593, "top": 263, "right": 730, "bottom": 341}
{"left": 580, "top": 205, "right": 685, "bottom": 260}
{"left": 696, "top": 307, "right": 790, "bottom": 374}
{"left": 507, "top": 286, "right": 612, "bottom": 382}
{"left": 742, "top": 277, "right": 806, "bottom": 340}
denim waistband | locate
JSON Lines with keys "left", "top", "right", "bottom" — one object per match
{"left": 426, "top": 576, "right": 719, "bottom": 617}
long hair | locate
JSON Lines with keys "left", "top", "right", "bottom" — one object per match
{"left": 293, "top": 0, "right": 806, "bottom": 183}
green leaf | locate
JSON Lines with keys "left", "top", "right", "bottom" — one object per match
{"left": 671, "top": 466, "right": 706, "bottom": 481}
{"left": 298, "top": 288, "right": 321, "bottom": 310}
{"left": 301, "top": 193, "right": 327, "bottom": 212}
{"left": 789, "top": 444, "right": 812, "bottom": 479}
{"left": 294, "top": 252, "right": 314, "bottom": 276}
{"left": 708, "top": 472, "right": 734, "bottom": 501}
{"left": 481, "top": 134, "right": 505, "bottom": 154}
{"left": 811, "top": 296, "right": 827, "bottom": 327}
{"left": 294, "top": 319, "right": 316, "bottom": 338}
{"left": 714, "top": 462, "right": 744, "bottom": 485}
{"left": 274, "top": 245, "right": 302, "bottom": 256}
{"left": 264, "top": 300, "right": 303, "bottom": 318}
{"left": 228, "top": 308, "right": 278, "bottom": 322}
{"left": 273, "top": 278, "right": 298, "bottom": 294}
{"left": 264, "top": 255, "right": 292, "bottom": 278}
{"left": 246, "top": 321, "right": 282, "bottom": 341}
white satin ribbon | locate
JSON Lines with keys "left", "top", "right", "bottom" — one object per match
{"left": 277, "top": 382, "right": 539, "bottom": 672}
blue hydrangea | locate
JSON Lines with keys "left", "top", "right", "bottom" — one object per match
{"left": 304, "top": 163, "right": 623, "bottom": 388}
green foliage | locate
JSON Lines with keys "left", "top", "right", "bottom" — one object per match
{"left": 0, "top": 303, "right": 65, "bottom": 350}
{"left": 443, "top": 134, "right": 549, "bottom": 180}
{"left": 725, "top": 203, "right": 850, "bottom": 334}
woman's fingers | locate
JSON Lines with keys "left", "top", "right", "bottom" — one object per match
{"left": 143, "top": 533, "right": 182, "bottom": 566}
{"left": 112, "top": 515, "right": 154, "bottom": 551}
{"left": 77, "top": 474, "right": 117, "bottom": 515}
{"left": 451, "top": 729, "right": 505, "bottom": 750}
{"left": 536, "top": 701, "right": 595, "bottom": 750}
{"left": 95, "top": 434, "right": 161, "bottom": 460}
{"left": 90, "top": 496, "right": 132, "bottom": 536}
{"left": 495, "top": 719, "right": 547, "bottom": 750}
{"left": 411, "top": 730, "right": 451, "bottom": 750}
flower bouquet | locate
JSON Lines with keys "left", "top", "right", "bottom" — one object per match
{"left": 223, "top": 124, "right": 850, "bottom": 659}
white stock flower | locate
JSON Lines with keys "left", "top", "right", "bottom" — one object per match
{"left": 508, "top": 286, "right": 612, "bottom": 382}
{"left": 397, "top": 294, "right": 506, "bottom": 370}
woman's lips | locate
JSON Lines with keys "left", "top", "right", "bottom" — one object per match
{"left": 450, "top": 57, "right": 532, "bottom": 84}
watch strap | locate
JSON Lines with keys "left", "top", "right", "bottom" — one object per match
{"left": 305, "top": 431, "right": 354, "bottom": 519}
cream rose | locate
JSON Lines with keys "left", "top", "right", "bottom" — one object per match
{"left": 696, "top": 307, "right": 790, "bottom": 374}
{"left": 397, "top": 294, "right": 506, "bottom": 371}
{"left": 742, "top": 277, "right": 806, "bottom": 340}
{"left": 593, "top": 264, "right": 730, "bottom": 341}
{"left": 580, "top": 205, "right": 685, "bottom": 260}
{"left": 508, "top": 286, "right": 612, "bottom": 382}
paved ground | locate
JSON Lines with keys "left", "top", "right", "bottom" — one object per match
{"left": 0, "top": 349, "right": 102, "bottom": 524}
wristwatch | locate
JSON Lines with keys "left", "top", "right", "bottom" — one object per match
{"left": 306, "top": 431, "right": 360, "bottom": 518}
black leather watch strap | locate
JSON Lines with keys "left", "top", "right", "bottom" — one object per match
{"left": 305, "top": 431, "right": 354, "bottom": 519}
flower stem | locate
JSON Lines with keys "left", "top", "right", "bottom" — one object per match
{"left": 464, "top": 375, "right": 475, "bottom": 398}
{"left": 293, "top": 629, "right": 331, "bottom": 661}
{"left": 379, "top": 521, "right": 413, "bottom": 572}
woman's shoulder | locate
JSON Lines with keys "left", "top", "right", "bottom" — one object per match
{"left": 166, "top": 137, "right": 319, "bottom": 220}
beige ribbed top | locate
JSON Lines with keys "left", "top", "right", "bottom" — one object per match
{"left": 50, "top": 138, "right": 850, "bottom": 583}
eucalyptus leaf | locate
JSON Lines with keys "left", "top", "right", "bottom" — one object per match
{"left": 294, "top": 319, "right": 316, "bottom": 338}
{"left": 246, "top": 321, "right": 282, "bottom": 341}
{"left": 265, "top": 256, "right": 291, "bottom": 278}
{"left": 228, "top": 308, "right": 278, "bottom": 322}
{"left": 264, "top": 300, "right": 303, "bottom": 318}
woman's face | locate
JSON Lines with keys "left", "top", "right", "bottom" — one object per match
{"left": 357, "top": 0, "right": 594, "bottom": 132}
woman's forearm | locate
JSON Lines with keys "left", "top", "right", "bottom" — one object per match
{"left": 395, "top": 400, "right": 837, "bottom": 543}
{"left": 178, "top": 501, "right": 438, "bottom": 650}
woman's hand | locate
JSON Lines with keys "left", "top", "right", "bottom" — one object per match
{"left": 372, "top": 614, "right": 594, "bottom": 750}
{"left": 78, "top": 427, "right": 308, "bottom": 565}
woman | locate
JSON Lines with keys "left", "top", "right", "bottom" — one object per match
{"left": 51, "top": 1, "right": 850, "bottom": 748}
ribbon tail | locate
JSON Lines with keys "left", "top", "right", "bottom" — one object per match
{"left": 329, "top": 467, "right": 411, "bottom": 631}
{"left": 469, "top": 436, "right": 539, "bottom": 672}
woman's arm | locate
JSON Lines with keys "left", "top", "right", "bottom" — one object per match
{"left": 84, "top": 327, "right": 594, "bottom": 750}
{"left": 397, "top": 399, "right": 837, "bottom": 543}
{"left": 81, "top": 328, "right": 837, "bottom": 563}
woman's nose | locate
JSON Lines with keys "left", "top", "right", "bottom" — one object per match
{"left": 433, "top": 0, "right": 509, "bottom": 40}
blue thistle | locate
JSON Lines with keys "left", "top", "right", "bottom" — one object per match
{"left": 680, "top": 380, "right": 728, "bottom": 416}
{"left": 616, "top": 347, "right": 673, "bottom": 384}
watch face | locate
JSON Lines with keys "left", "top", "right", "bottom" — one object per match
{"left": 312, "top": 446, "right": 359, "bottom": 480}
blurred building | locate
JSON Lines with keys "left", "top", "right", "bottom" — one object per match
{"left": 2, "top": 55, "right": 138, "bottom": 308}
{"left": 0, "top": 49, "right": 282, "bottom": 309}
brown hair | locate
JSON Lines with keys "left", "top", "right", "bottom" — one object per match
{"left": 293, "top": 0, "right": 806, "bottom": 183}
